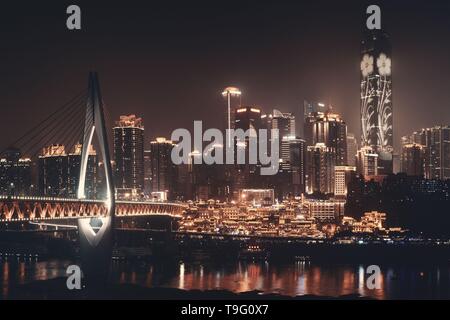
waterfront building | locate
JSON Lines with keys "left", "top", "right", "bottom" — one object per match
{"left": 303, "top": 199, "right": 345, "bottom": 222}
{"left": 304, "top": 108, "right": 347, "bottom": 166}
{"left": 239, "top": 189, "right": 275, "bottom": 206}
{"left": 149, "top": 137, "right": 177, "bottom": 200}
{"left": 113, "top": 115, "right": 145, "bottom": 199}
{"left": 306, "top": 143, "right": 335, "bottom": 194}
{"left": 0, "top": 148, "right": 32, "bottom": 196}
{"left": 403, "top": 126, "right": 450, "bottom": 180}
{"left": 38, "top": 144, "right": 68, "bottom": 197}
{"left": 334, "top": 166, "right": 357, "bottom": 198}
{"left": 356, "top": 146, "right": 378, "bottom": 179}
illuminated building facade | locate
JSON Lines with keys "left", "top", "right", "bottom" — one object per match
{"left": 356, "top": 146, "right": 379, "bottom": 180}
{"left": 346, "top": 133, "right": 358, "bottom": 167}
{"left": 239, "top": 189, "right": 275, "bottom": 206}
{"left": 304, "top": 108, "right": 347, "bottom": 166}
{"left": 67, "top": 144, "right": 98, "bottom": 199}
{"left": 149, "top": 137, "right": 177, "bottom": 199}
{"left": 272, "top": 109, "right": 295, "bottom": 139}
{"left": 272, "top": 109, "right": 296, "bottom": 172}
{"left": 144, "top": 149, "right": 152, "bottom": 195}
{"left": 334, "top": 166, "right": 356, "bottom": 198}
{"left": 404, "top": 126, "right": 450, "bottom": 180}
{"left": 306, "top": 143, "right": 335, "bottom": 194}
{"left": 289, "top": 138, "right": 307, "bottom": 195}
{"left": 233, "top": 106, "right": 263, "bottom": 192}
{"left": 113, "top": 115, "right": 145, "bottom": 198}
{"left": 38, "top": 144, "right": 68, "bottom": 197}
{"left": 304, "top": 199, "right": 344, "bottom": 221}
{"left": 0, "top": 148, "right": 32, "bottom": 196}
{"left": 360, "top": 30, "right": 393, "bottom": 174}
{"left": 400, "top": 143, "right": 424, "bottom": 177}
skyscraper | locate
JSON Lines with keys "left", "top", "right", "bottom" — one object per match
{"left": 272, "top": 109, "right": 296, "bottom": 171}
{"left": 272, "top": 109, "right": 296, "bottom": 139}
{"left": 401, "top": 143, "right": 424, "bottom": 177}
{"left": 356, "top": 146, "right": 378, "bottom": 179}
{"left": 405, "top": 126, "right": 450, "bottom": 180}
{"left": 346, "top": 133, "right": 358, "bottom": 167}
{"left": 290, "top": 138, "right": 307, "bottom": 195}
{"left": 306, "top": 143, "right": 335, "bottom": 194}
{"left": 149, "top": 137, "right": 176, "bottom": 199}
{"left": 67, "top": 144, "right": 97, "bottom": 199}
{"left": 113, "top": 115, "right": 145, "bottom": 199}
{"left": 360, "top": 30, "right": 393, "bottom": 174}
{"left": 304, "top": 108, "right": 347, "bottom": 166}
{"left": 0, "top": 148, "right": 32, "bottom": 196}
{"left": 222, "top": 87, "right": 242, "bottom": 148}
{"left": 143, "top": 149, "right": 152, "bottom": 195}
{"left": 233, "top": 106, "right": 263, "bottom": 193}
{"left": 38, "top": 144, "right": 68, "bottom": 197}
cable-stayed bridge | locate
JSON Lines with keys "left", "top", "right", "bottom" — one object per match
{"left": 0, "top": 73, "right": 185, "bottom": 226}
{"left": 0, "top": 72, "right": 183, "bottom": 281}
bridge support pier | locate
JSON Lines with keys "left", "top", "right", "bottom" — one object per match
{"left": 78, "top": 216, "right": 113, "bottom": 285}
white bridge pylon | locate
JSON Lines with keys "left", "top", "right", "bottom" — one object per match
{"left": 78, "top": 72, "right": 115, "bottom": 213}
{"left": 77, "top": 72, "right": 115, "bottom": 280}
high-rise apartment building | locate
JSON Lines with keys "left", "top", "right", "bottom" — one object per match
{"left": 149, "top": 137, "right": 176, "bottom": 199}
{"left": 356, "top": 146, "right": 378, "bottom": 179}
{"left": 113, "top": 115, "right": 145, "bottom": 198}
{"left": 346, "top": 133, "right": 358, "bottom": 167}
{"left": 0, "top": 148, "right": 32, "bottom": 196}
{"left": 290, "top": 138, "right": 307, "bottom": 195}
{"left": 38, "top": 144, "right": 68, "bottom": 197}
{"left": 404, "top": 126, "right": 450, "bottom": 180}
{"left": 304, "top": 108, "right": 347, "bottom": 166}
{"left": 334, "top": 166, "right": 356, "bottom": 198}
{"left": 233, "top": 106, "right": 263, "bottom": 193}
{"left": 67, "top": 144, "right": 97, "bottom": 199}
{"left": 306, "top": 143, "right": 335, "bottom": 194}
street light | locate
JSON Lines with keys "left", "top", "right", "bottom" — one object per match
{"left": 222, "top": 87, "right": 242, "bottom": 148}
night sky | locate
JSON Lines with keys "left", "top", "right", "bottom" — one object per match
{"left": 1, "top": 0, "right": 450, "bottom": 152}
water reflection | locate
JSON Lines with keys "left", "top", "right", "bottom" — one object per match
{"left": 1, "top": 258, "right": 450, "bottom": 299}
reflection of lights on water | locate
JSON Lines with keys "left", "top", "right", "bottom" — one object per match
{"left": 358, "top": 265, "right": 365, "bottom": 295}
{"left": 386, "top": 268, "right": 394, "bottom": 288}
{"left": 295, "top": 261, "right": 306, "bottom": 295}
{"left": 179, "top": 263, "right": 185, "bottom": 290}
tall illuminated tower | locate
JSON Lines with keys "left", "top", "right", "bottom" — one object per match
{"left": 113, "top": 114, "right": 145, "bottom": 199}
{"left": 222, "top": 87, "right": 241, "bottom": 148}
{"left": 360, "top": 30, "right": 393, "bottom": 174}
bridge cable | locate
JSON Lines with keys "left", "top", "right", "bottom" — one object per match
{"left": 0, "top": 90, "right": 87, "bottom": 157}
{"left": 19, "top": 96, "right": 87, "bottom": 159}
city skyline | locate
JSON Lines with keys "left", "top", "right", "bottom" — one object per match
{"left": 2, "top": 0, "right": 450, "bottom": 153}
{"left": 2, "top": 1, "right": 450, "bottom": 302}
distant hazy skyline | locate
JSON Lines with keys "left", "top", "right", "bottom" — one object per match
{"left": 1, "top": 0, "right": 450, "bottom": 152}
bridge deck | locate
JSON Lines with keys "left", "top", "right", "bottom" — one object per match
{"left": 0, "top": 196, "right": 186, "bottom": 222}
